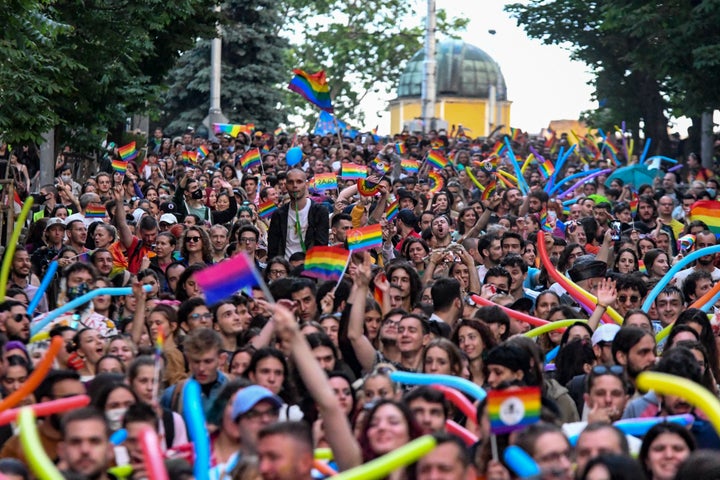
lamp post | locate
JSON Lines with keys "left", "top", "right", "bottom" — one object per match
{"left": 420, "top": 0, "right": 437, "bottom": 134}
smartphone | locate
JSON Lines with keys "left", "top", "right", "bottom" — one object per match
{"left": 610, "top": 221, "right": 621, "bottom": 241}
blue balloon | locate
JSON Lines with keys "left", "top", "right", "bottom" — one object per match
{"left": 27, "top": 261, "right": 58, "bottom": 316}
{"left": 544, "top": 345, "right": 560, "bottom": 364}
{"left": 286, "top": 147, "right": 303, "bottom": 166}
{"left": 110, "top": 429, "right": 127, "bottom": 445}
{"left": 503, "top": 446, "right": 541, "bottom": 478}
{"left": 183, "top": 380, "right": 210, "bottom": 480}
{"left": 390, "top": 371, "right": 486, "bottom": 401}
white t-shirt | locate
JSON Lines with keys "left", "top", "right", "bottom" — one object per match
{"left": 286, "top": 201, "right": 311, "bottom": 259}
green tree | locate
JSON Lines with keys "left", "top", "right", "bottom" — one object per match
{"left": 161, "top": 0, "right": 288, "bottom": 134}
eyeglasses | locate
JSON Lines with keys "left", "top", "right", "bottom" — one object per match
{"left": 11, "top": 314, "right": 29, "bottom": 323}
{"left": 618, "top": 295, "right": 640, "bottom": 303}
{"left": 239, "top": 237, "right": 257, "bottom": 244}
{"left": 186, "top": 236, "right": 201, "bottom": 242}
{"left": 383, "top": 318, "right": 399, "bottom": 327}
{"left": 268, "top": 269, "right": 286, "bottom": 276}
{"left": 591, "top": 365, "right": 624, "bottom": 376}
{"left": 242, "top": 407, "right": 280, "bottom": 422}
{"left": 189, "top": 313, "right": 213, "bottom": 321}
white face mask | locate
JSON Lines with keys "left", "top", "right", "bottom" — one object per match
{"left": 106, "top": 408, "right": 127, "bottom": 431}
{"left": 61, "top": 175, "right": 73, "bottom": 183}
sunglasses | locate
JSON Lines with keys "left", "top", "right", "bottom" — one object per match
{"left": 11, "top": 314, "right": 29, "bottom": 323}
{"left": 618, "top": 295, "right": 640, "bottom": 303}
{"left": 189, "top": 313, "right": 213, "bottom": 321}
{"left": 591, "top": 365, "right": 624, "bottom": 376}
{"left": 186, "top": 236, "right": 201, "bottom": 242}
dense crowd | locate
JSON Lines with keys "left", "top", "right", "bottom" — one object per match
{"left": 0, "top": 125, "right": 719, "bottom": 480}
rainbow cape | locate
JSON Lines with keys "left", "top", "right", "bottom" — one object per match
{"left": 258, "top": 200, "right": 277, "bottom": 220}
{"left": 288, "top": 69, "right": 334, "bottom": 113}
{"left": 341, "top": 163, "right": 367, "bottom": 180}
{"left": 194, "top": 253, "right": 266, "bottom": 305}
{"left": 347, "top": 224, "right": 383, "bottom": 252}
{"left": 240, "top": 148, "right": 262, "bottom": 170}
{"left": 427, "top": 150, "right": 448, "bottom": 170}
{"left": 487, "top": 386, "right": 541, "bottom": 434}
{"left": 313, "top": 172, "right": 338, "bottom": 191}
{"left": 689, "top": 200, "right": 720, "bottom": 235}
{"left": 118, "top": 142, "right": 137, "bottom": 161}
{"left": 303, "top": 246, "right": 349, "bottom": 281}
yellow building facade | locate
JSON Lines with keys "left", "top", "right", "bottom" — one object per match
{"left": 388, "top": 40, "right": 511, "bottom": 137}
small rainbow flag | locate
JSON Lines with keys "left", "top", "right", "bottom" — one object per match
{"left": 118, "top": 142, "right": 137, "bottom": 161}
{"left": 274, "top": 127, "right": 283, "bottom": 136}
{"left": 303, "top": 246, "right": 350, "bottom": 281}
{"left": 240, "top": 148, "right": 262, "bottom": 170}
{"left": 214, "top": 123, "right": 253, "bottom": 138}
{"left": 155, "top": 329, "right": 164, "bottom": 356}
{"left": 313, "top": 172, "right": 338, "bottom": 191}
{"left": 357, "top": 178, "right": 382, "bottom": 197}
{"left": 537, "top": 158, "right": 555, "bottom": 179}
{"left": 629, "top": 192, "right": 639, "bottom": 218}
{"left": 258, "top": 200, "right": 277, "bottom": 220}
{"left": 371, "top": 157, "right": 390, "bottom": 174}
{"left": 480, "top": 158, "right": 497, "bottom": 173}
{"left": 341, "top": 163, "right": 367, "bottom": 180}
{"left": 401, "top": 159, "right": 419, "bottom": 174}
{"left": 347, "top": 224, "right": 383, "bottom": 252}
{"left": 288, "top": 69, "right": 334, "bottom": 113}
{"left": 112, "top": 159, "right": 128, "bottom": 174}
{"left": 194, "top": 252, "right": 266, "bottom": 305}
{"left": 428, "top": 171, "right": 444, "bottom": 195}
{"left": 197, "top": 145, "right": 210, "bottom": 159}
{"left": 490, "top": 141, "right": 505, "bottom": 158}
{"left": 638, "top": 260, "right": 647, "bottom": 274}
{"left": 386, "top": 199, "right": 399, "bottom": 221}
{"left": 183, "top": 150, "right": 198, "bottom": 163}
{"left": 85, "top": 203, "right": 107, "bottom": 218}
{"left": 481, "top": 179, "right": 496, "bottom": 201}
{"left": 427, "top": 150, "right": 448, "bottom": 170}
{"left": 689, "top": 200, "right": 720, "bottom": 235}
{"left": 540, "top": 209, "right": 553, "bottom": 232}
{"left": 487, "top": 386, "right": 541, "bottom": 435}
{"left": 395, "top": 143, "right": 407, "bottom": 155}
{"left": 510, "top": 127, "right": 523, "bottom": 142}
{"left": 678, "top": 234, "right": 696, "bottom": 252}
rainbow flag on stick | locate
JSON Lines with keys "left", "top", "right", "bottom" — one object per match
{"left": 195, "top": 252, "right": 274, "bottom": 305}
{"left": 395, "top": 143, "right": 407, "bottom": 155}
{"left": 341, "top": 163, "right": 367, "bottom": 180}
{"left": 638, "top": 260, "right": 647, "bottom": 274}
{"left": 85, "top": 203, "right": 107, "bottom": 218}
{"left": 258, "top": 200, "right": 277, "bottom": 220}
{"left": 118, "top": 142, "right": 137, "bottom": 161}
{"left": 487, "top": 386, "right": 541, "bottom": 435}
{"left": 288, "top": 69, "right": 334, "bottom": 113}
{"left": 427, "top": 150, "right": 448, "bottom": 170}
{"left": 386, "top": 199, "right": 399, "bottom": 221}
{"left": 313, "top": 172, "right": 338, "bottom": 191}
{"left": 347, "top": 224, "right": 383, "bottom": 252}
{"left": 240, "top": 148, "right": 262, "bottom": 170}
{"left": 689, "top": 200, "right": 720, "bottom": 235}
{"left": 401, "top": 159, "right": 419, "bottom": 174}
{"left": 537, "top": 158, "right": 555, "bottom": 179}
{"left": 112, "top": 159, "right": 128, "bottom": 174}
{"left": 303, "top": 246, "right": 350, "bottom": 282}
{"left": 629, "top": 192, "right": 639, "bottom": 218}
{"left": 197, "top": 145, "right": 210, "bottom": 159}
{"left": 183, "top": 150, "right": 198, "bottom": 164}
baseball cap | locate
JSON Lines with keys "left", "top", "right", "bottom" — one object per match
{"left": 231, "top": 385, "right": 282, "bottom": 422}
{"left": 159, "top": 202, "right": 177, "bottom": 214}
{"left": 159, "top": 213, "right": 178, "bottom": 225}
{"left": 591, "top": 323, "right": 621, "bottom": 346}
{"left": 45, "top": 217, "right": 66, "bottom": 231}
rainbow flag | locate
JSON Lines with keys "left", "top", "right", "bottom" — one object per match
{"left": 288, "top": 69, "right": 334, "bottom": 113}
{"left": 638, "top": 260, "right": 647, "bottom": 274}
{"left": 401, "top": 159, "right": 419, "bottom": 174}
{"left": 490, "top": 141, "right": 505, "bottom": 158}
{"left": 240, "top": 148, "right": 262, "bottom": 170}
{"left": 428, "top": 171, "right": 444, "bottom": 195}
{"left": 395, "top": 143, "right": 407, "bottom": 155}
{"left": 85, "top": 203, "right": 106, "bottom": 218}
{"left": 183, "top": 150, "right": 198, "bottom": 164}
{"left": 510, "top": 128, "right": 522, "bottom": 142}
{"left": 481, "top": 179, "right": 496, "bottom": 201}
{"left": 480, "top": 158, "right": 497, "bottom": 173}
{"left": 258, "top": 200, "right": 277, "bottom": 220}
{"left": 357, "top": 178, "right": 381, "bottom": 197}
{"left": 347, "top": 224, "right": 383, "bottom": 252}
{"left": 690, "top": 200, "right": 720, "bottom": 235}
{"left": 194, "top": 252, "right": 266, "bottom": 305}
{"left": 537, "top": 158, "right": 555, "bottom": 179}
{"left": 629, "top": 192, "right": 639, "bottom": 218}
{"left": 427, "top": 150, "right": 448, "bottom": 170}
{"left": 540, "top": 210, "right": 553, "bottom": 232}
{"left": 386, "top": 199, "right": 399, "bottom": 221}
{"left": 303, "top": 246, "right": 350, "bottom": 281}
{"left": 274, "top": 127, "right": 283, "bottom": 136}
{"left": 313, "top": 172, "right": 338, "bottom": 191}
{"left": 118, "top": 142, "right": 137, "bottom": 161}
{"left": 341, "top": 163, "right": 367, "bottom": 180}
{"left": 197, "top": 145, "right": 210, "bottom": 159}
{"left": 214, "top": 123, "right": 253, "bottom": 138}
{"left": 678, "top": 234, "right": 696, "bottom": 252}
{"left": 112, "top": 159, "right": 128, "bottom": 174}
{"left": 487, "top": 386, "right": 541, "bottom": 435}
{"left": 371, "top": 157, "right": 390, "bottom": 174}
{"left": 155, "top": 329, "right": 164, "bottom": 357}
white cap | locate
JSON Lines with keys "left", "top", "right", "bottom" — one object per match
{"left": 159, "top": 213, "right": 178, "bottom": 225}
{"left": 591, "top": 323, "right": 621, "bottom": 346}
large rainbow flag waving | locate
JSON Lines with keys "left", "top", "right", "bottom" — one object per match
{"left": 689, "top": 200, "right": 720, "bottom": 234}
{"left": 288, "top": 69, "right": 334, "bottom": 113}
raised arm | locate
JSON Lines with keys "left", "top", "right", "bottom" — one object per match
{"left": 588, "top": 278, "right": 617, "bottom": 331}
{"left": 113, "top": 184, "right": 134, "bottom": 249}
{"left": 346, "top": 253, "right": 381, "bottom": 373}
{"left": 267, "top": 301, "right": 362, "bottom": 471}
{"left": 130, "top": 281, "right": 147, "bottom": 346}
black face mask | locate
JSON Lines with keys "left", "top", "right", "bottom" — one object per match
{"left": 191, "top": 189, "right": 204, "bottom": 200}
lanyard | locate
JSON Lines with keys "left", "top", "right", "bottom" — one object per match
{"left": 294, "top": 202, "right": 306, "bottom": 252}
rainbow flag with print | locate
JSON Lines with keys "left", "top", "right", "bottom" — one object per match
{"left": 288, "top": 69, "right": 334, "bottom": 113}
{"left": 487, "top": 386, "right": 541, "bottom": 435}
{"left": 537, "top": 157, "right": 555, "bottom": 179}
{"left": 240, "top": 148, "right": 261, "bottom": 170}
{"left": 112, "top": 159, "right": 128, "bottom": 174}
{"left": 85, "top": 203, "right": 107, "bottom": 218}
{"left": 194, "top": 252, "right": 267, "bottom": 305}
{"left": 258, "top": 200, "right": 277, "bottom": 220}
{"left": 313, "top": 172, "right": 338, "bottom": 191}
{"left": 118, "top": 142, "right": 137, "bottom": 161}
{"left": 303, "top": 246, "right": 350, "bottom": 281}
{"left": 427, "top": 150, "right": 448, "bottom": 170}
{"left": 371, "top": 157, "right": 390, "bottom": 174}
{"left": 347, "top": 224, "right": 383, "bottom": 252}
{"left": 357, "top": 178, "right": 381, "bottom": 197}
{"left": 401, "top": 159, "right": 419, "bottom": 174}
{"left": 386, "top": 199, "right": 399, "bottom": 221}
{"left": 690, "top": 200, "right": 720, "bottom": 235}
{"left": 341, "top": 163, "right": 367, "bottom": 180}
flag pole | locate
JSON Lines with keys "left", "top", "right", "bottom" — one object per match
{"left": 332, "top": 252, "right": 352, "bottom": 293}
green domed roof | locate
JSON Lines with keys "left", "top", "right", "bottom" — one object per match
{"left": 397, "top": 40, "right": 507, "bottom": 100}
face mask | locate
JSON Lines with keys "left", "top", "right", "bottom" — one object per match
{"left": 106, "top": 408, "right": 127, "bottom": 431}
{"left": 67, "top": 282, "right": 90, "bottom": 301}
{"left": 61, "top": 175, "right": 72, "bottom": 183}
{"left": 708, "top": 188, "right": 716, "bottom": 198}
{"left": 191, "top": 189, "right": 204, "bottom": 200}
